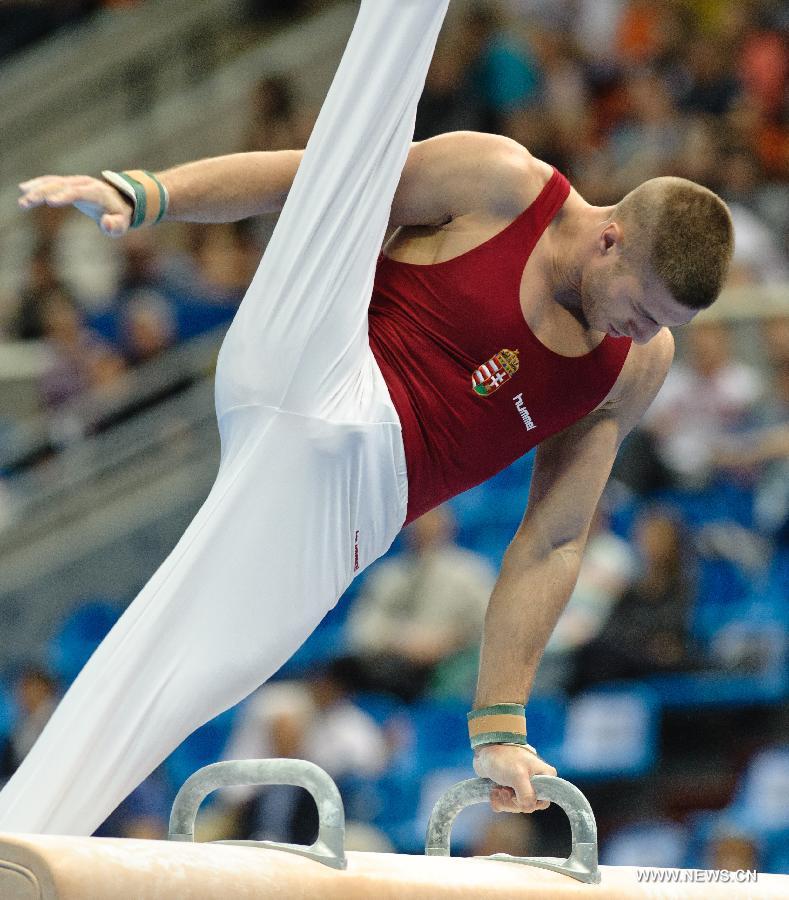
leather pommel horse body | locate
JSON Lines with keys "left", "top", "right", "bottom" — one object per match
{"left": 1, "top": 760, "right": 786, "bottom": 899}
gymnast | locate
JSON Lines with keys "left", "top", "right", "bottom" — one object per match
{"left": 1, "top": 0, "right": 733, "bottom": 836}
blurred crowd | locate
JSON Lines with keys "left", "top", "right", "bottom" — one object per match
{"left": 0, "top": 1, "right": 145, "bottom": 60}
{"left": 0, "top": 0, "right": 787, "bottom": 874}
{"left": 0, "top": 1, "right": 328, "bottom": 61}
{"left": 418, "top": 0, "right": 788, "bottom": 278}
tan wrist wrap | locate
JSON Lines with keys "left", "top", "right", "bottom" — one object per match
{"left": 102, "top": 169, "right": 168, "bottom": 228}
{"left": 468, "top": 703, "right": 527, "bottom": 749}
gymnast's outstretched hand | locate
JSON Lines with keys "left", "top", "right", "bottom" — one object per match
{"left": 18, "top": 175, "right": 132, "bottom": 237}
{"left": 473, "top": 743, "right": 557, "bottom": 814}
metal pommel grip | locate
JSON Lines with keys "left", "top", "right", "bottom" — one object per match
{"left": 168, "top": 758, "right": 347, "bottom": 870}
{"left": 425, "top": 775, "right": 600, "bottom": 885}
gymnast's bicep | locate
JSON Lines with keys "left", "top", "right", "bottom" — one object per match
{"left": 389, "top": 131, "right": 533, "bottom": 227}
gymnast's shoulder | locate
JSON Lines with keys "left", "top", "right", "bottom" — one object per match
{"left": 394, "top": 131, "right": 552, "bottom": 226}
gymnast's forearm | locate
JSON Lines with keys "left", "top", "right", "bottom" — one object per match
{"left": 474, "top": 538, "right": 581, "bottom": 709}
{"left": 159, "top": 150, "right": 305, "bottom": 223}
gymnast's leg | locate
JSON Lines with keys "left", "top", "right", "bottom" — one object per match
{"left": 0, "top": 0, "right": 448, "bottom": 836}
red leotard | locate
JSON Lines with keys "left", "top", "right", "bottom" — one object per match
{"left": 369, "top": 168, "right": 632, "bottom": 525}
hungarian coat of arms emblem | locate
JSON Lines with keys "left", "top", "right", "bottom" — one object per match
{"left": 471, "top": 349, "right": 520, "bottom": 397}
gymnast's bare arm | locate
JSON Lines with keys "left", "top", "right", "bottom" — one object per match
{"left": 16, "top": 132, "right": 541, "bottom": 235}
{"left": 472, "top": 328, "right": 676, "bottom": 814}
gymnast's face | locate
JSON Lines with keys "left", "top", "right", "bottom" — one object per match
{"left": 580, "top": 237, "right": 696, "bottom": 344}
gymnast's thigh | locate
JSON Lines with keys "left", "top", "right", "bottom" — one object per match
{"left": 213, "top": 402, "right": 406, "bottom": 602}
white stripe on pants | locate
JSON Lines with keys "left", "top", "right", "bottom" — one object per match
{"left": 0, "top": 0, "right": 449, "bottom": 836}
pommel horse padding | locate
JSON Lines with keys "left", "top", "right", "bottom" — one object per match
{"left": 2, "top": 759, "right": 788, "bottom": 899}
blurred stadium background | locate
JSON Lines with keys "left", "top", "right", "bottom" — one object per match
{"left": 0, "top": 0, "right": 787, "bottom": 873}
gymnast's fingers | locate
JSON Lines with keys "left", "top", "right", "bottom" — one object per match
{"left": 490, "top": 785, "right": 522, "bottom": 813}
{"left": 526, "top": 754, "right": 557, "bottom": 812}
{"left": 18, "top": 175, "right": 112, "bottom": 209}
{"left": 18, "top": 175, "right": 131, "bottom": 234}
{"left": 18, "top": 175, "right": 76, "bottom": 205}
{"left": 99, "top": 211, "right": 130, "bottom": 238}
{"left": 511, "top": 773, "right": 552, "bottom": 813}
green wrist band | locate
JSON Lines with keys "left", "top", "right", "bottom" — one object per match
{"left": 102, "top": 169, "right": 169, "bottom": 229}
{"left": 468, "top": 703, "right": 527, "bottom": 749}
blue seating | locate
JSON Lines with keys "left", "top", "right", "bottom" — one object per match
{"left": 764, "top": 828, "right": 789, "bottom": 874}
{"left": 0, "top": 681, "right": 14, "bottom": 742}
{"left": 692, "top": 557, "right": 751, "bottom": 641}
{"left": 652, "top": 480, "right": 755, "bottom": 531}
{"left": 351, "top": 690, "right": 403, "bottom": 727}
{"left": 524, "top": 693, "right": 566, "bottom": 759}
{"left": 601, "top": 819, "right": 689, "bottom": 868}
{"left": 47, "top": 600, "right": 122, "bottom": 687}
{"left": 363, "top": 768, "right": 425, "bottom": 851}
{"left": 645, "top": 669, "right": 788, "bottom": 709}
{"left": 163, "top": 707, "right": 237, "bottom": 799}
{"left": 645, "top": 618, "right": 788, "bottom": 709}
{"left": 456, "top": 523, "right": 514, "bottom": 568}
{"left": 727, "top": 746, "right": 789, "bottom": 834}
{"left": 409, "top": 698, "right": 472, "bottom": 771}
{"left": 559, "top": 682, "right": 659, "bottom": 779}
{"left": 683, "top": 810, "right": 730, "bottom": 869}
{"left": 271, "top": 577, "right": 371, "bottom": 680}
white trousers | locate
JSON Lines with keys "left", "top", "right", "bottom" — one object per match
{"left": 0, "top": 0, "right": 449, "bottom": 836}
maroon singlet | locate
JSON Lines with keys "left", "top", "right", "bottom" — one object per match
{"left": 369, "top": 168, "right": 632, "bottom": 525}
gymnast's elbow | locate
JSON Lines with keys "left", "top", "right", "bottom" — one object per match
{"left": 503, "top": 525, "right": 585, "bottom": 575}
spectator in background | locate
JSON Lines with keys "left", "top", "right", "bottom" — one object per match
{"left": 642, "top": 321, "right": 764, "bottom": 489}
{"left": 762, "top": 313, "right": 789, "bottom": 376}
{"left": 463, "top": 1, "right": 541, "bottom": 130}
{"left": 168, "top": 222, "right": 260, "bottom": 305}
{"left": 347, "top": 505, "right": 494, "bottom": 701}
{"left": 94, "top": 769, "right": 171, "bottom": 840}
{"left": 244, "top": 75, "right": 314, "bottom": 154}
{"left": 220, "top": 658, "right": 387, "bottom": 844}
{"left": 529, "top": 28, "right": 589, "bottom": 157}
{"left": 608, "top": 70, "right": 685, "bottom": 191}
{"left": 614, "top": 0, "right": 672, "bottom": 70}
{"left": 112, "top": 231, "right": 176, "bottom": 365}
{"left": 14, "top": 201, "right": 118, "bottom": 317}
{"left": 534, "top": 499, "right": 638, "bottom": 694}
{"left": 414, "top": 34, "right": 488, "bottom": 140}
{"left": 715, "top": 148, "right": 788, "bottom": 266}
{"left": 572, "top": 508, "right": 700, "bottom": 688}
{"left": 706, "top": 826, "right": 760, "bottom": 873}
{"left": 726, "top": 201, "right": 789, "bottom": 287}
{"left": 11, "top": 238, "right": 64, "bottom": 342}
{"left": 716, "top": 139, "right": 789, "bottom": 286}
{"left": 37, "top": 288, "right": 126, "bottom": 412}
{"left": 242, "top": 75, "right": 314, "bottom": 251}
{"left": 680, "top": 38, "right": 741, "bottom": 118}
{"left": 414, "top": 0, "right": 541, "bottom": 140}
{"left": 118, "top": 294, "right": 176, "bottom": 366}
{"left": 0, "top": 667, "right": 59, "bottom": 784}
{"left": 712, "top": 316, "right": 789, "bottom": 545}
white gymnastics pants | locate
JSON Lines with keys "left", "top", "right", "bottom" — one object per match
{"left": 0, "top": 0, "right": 449, "bottom": 836}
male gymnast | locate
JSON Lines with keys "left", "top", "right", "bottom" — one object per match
{"left": 0, "top": 0, "right": 733, "bottom": 835}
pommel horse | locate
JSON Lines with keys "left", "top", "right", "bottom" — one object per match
{"left": 1, "top": 759, "right": 786, "bottom": 898}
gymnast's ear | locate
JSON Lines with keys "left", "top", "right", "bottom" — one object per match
{"left": 599, "top": 221, "right": 623, "bottom": 256}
